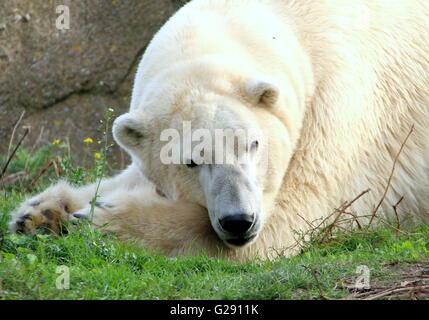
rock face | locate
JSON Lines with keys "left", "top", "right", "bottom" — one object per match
{"left": 0, "top": 0, "right": 186, "bottom": 164}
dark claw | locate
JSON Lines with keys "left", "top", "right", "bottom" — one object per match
{"left": 91, "top": 201, "right": 114, "bottom": 209}
{"left": 15, "top": 219, "right": 26, "bottom": 234}
{"left": 73, "top": 213, "right": 88, "bottom": 220}
{"left": 22, "top": 214, "right": 32, "bottom": 220}
{"left": 14, "top": 214, "right": 32, "bottom": 234}
{"left": 89, "top": 201, "right": 103, "bottom": 208}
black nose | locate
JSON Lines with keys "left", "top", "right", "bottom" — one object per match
{"left": 219, "top": 214, "right": 254, "bottom": 235}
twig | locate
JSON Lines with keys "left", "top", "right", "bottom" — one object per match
{"left": 52, "top": 159, "right": 61, "bottom": 177}
{"left": 26, "top": 160, "right": 54, "bottom": 191}
{"left": 0, "top": 126, "right": 30, "bottom": 181}
{"left": 369, "top": 125, "right": 414, "bottom": 226}
{"left": 297, "top": 213, "right": 317, "bottom": 230}
{"left": 393, "top": 196, "right": 404, "bottom": 231}
{"left": 377, "top": 217, "right": 410, "bottom": 236}
{"left": 301, "top": 265, "right": 332, "bottom": 300}
{"left": 7, "top": 111, "right": 25, "bottom": 160}
{"left": 339, "top": 210, "right": 363, "bottom": 229}
{"left": 320, "top": 189, "right": 370, "bottom": 242}
{"left": 362, "top": 285, "right": 429, "bottom": 300}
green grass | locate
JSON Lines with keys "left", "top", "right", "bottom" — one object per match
{"left": 0, "top": 209, "right": 428, "bottom": 300}
{"left": 1, "top": 132, "right": 429, "bottom": 300}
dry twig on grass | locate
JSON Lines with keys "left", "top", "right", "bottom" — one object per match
{"left": 301, "top": 265, "right": 333, "bottom": 300}
{"left": 344, "top": 262, "right": 429, "bottom": 300}
{"left": 26, "top": 159, "right": 61, "bottom": 191}
{"left": 0, "top": 126, "right": 31, "bottom": 181}
{"left": 320, "top": 189, "right": 371, "bottom": 243}
{"left": 7, "top": 111, "right": 25, "bottom": 160}
{"left": 369, "top": 125, "right": 415, "bottom": 226}
{"left": 392, "top": 196, "right": 404, "bottom": 231}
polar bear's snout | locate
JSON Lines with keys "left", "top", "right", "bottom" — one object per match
{"left": 219, "top": 214, "right": 254, "bottom": 235}
{"left": 200, "top": 165, "right": 262, "bottom": 247}
{"left": 218, "top": 214, "right": 257, "bottom": 247}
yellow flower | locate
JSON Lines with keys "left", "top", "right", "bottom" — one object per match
{"left": 94, "top": 153, "right": 102, "bottom": 159}
{"left": 52, "top": 139, "right": 61, "bottom": 145}
{"left": 84, "top": 138, "right": 94, "bottom": 144}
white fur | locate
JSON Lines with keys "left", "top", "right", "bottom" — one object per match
{"left": 10, "top": 0, "right": 429, "bottom": 262}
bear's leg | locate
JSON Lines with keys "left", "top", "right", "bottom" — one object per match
{"left": 72, "top": 187, "right": 225, "bottom": 258}
{"left": 8, "top": 164, "right": 145, "bottom": 235}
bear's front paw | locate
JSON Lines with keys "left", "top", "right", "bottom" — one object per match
{"left": 9, "top": 197, "right": 71, "bottom": 235}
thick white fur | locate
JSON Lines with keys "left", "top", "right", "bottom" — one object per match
{"left": 10, "top": 0, "right": 429, "bottom": 262}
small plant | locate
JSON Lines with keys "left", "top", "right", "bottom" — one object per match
{"left": 88, "top": 108, "right": 116, "bottom": 219}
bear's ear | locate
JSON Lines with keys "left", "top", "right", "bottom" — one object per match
{"left": 245, "top": 80, "right": 279, "bottom": 106}
{"left": 112, "top": 113, "right": 144, "bottom": 149}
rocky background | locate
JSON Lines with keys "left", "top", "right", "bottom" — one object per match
{"left": 0, "top": 0, "right": 189, "bottom": 166}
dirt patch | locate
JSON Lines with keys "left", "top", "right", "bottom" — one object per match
{"left": 0, "top": 0, "right": 181, "bottom": 161}
{"left": 342, "top": 262, "right": 429, "bottom": 300}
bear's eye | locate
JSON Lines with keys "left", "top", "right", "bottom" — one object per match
{"left": 250, "top": 140, "right": 259, "bottom": 152}
{"left": 186, "top": 160, "right": 199, "bottom": 169}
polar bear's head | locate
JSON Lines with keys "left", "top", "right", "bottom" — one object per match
{"left": 113, "top": 57, "right": 294, "bottom": 248}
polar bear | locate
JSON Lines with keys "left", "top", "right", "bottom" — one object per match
{"left": 9, "top": 0, "right": 429, "bottom": 262}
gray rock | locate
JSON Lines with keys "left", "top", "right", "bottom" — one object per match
{"left": 0, "top": 0, "right": 184, "bottom": 165}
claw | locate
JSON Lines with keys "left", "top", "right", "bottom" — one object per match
{"left": 15, "top": 219, "right": 26, "bottom": 234}
{"left": 92, "top": 201, "right": 114, "bottom": 209}
{"left": 73, "top": 213, "right": 88, "bottom": 220}
{"left": 29, "top": 201, "right": 40, "bottom": 207}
